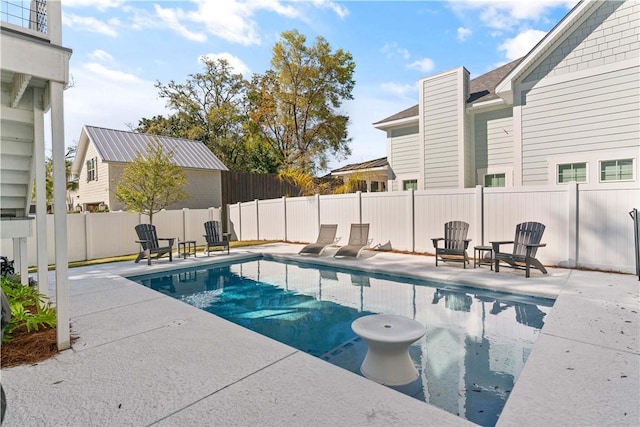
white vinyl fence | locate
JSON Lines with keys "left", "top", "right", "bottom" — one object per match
{"left": 229, "top": 182, "right": 639, "bottom": 274}
{"left": 1, "top": 208, "right": 221, "bottom": 265}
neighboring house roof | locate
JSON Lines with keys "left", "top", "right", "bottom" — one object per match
{"left": 331, "top": 157, "right": 388, "bottom": 174}
{"left": 373, "top": 57, "right": 523, "bottom": 126}
{"left": 71, "top": 125, "right": 228, "bottom": 176}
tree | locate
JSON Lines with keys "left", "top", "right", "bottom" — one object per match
{"left": 132, "top": 114, "right": 189, "bottom": 138}
{"left": 114, "top": 141, "right": 188, "bottom": 224}
{"left": 248, "top": 30, "right": 355, "bottom": 174}
{"left": 135, "top": 58, "right": 279, "bottom": 172}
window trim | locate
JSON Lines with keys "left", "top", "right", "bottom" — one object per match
{"left": 477, "top": 167, "right": 512, "bottom": 187}
{"left": 483, "top": 173, "right": 506, "bottom": 188}
{"left": 86, "top": 157, "right": 98, "bottom": 182}
{"left": 556, "top": 162, "right": 589, "bottom": 184}
{"left": 402, "top": 179, "right": 418, "bottom": 191}
{"left": 599, "top": 158, "right": 634, "bottom": 183}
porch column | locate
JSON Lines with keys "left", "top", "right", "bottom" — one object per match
{"left": 33, "top": 88, "right": 49, "bottom": 297}
{"left": 12, "top": 238, "right": 28, "bottom": 285}
{"left": 50, "top": 81, "right": 70, "bottom": 350}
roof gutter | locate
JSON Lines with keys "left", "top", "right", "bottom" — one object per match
{"left": 373, "top": 116, "right": 419, "bottom": 131}
{"left": 466, "top": 98, "right": 507, "bottom": 112}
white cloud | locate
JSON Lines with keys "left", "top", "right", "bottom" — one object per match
{"left": 311, "top": 0, "right": 349, "bottom": 19}
{"left": 88, "top": 49, "right": 114, "bottom": 62}
{"left": 408, "top": 58, "right": 435, "bottom": 73}
{"left": 379, "top": 82, "right": 416, "bottom": 100}
{"left": 499, "top": 29, "right": 547, "bottom": 60}
{"left": 449, "top": 0, "right": 578, "bottom": 30}
{"left": 257, "top": 0, "right": 302, "bottom": 19}
{"left": 187, "top": 0, "right": 261, "bottom": 45}
{"left": 457, "top": 27, "right": 472, "bottom": 42}
{"left": 82, "top": 63, "right": 143, "bottom": 84}
{"left": 381, "top": 42, "right": 410, "bottom": 60}
{"left": 126, "top": 6, "right": 160, "bottom": 31}
{"left": 199, "top": 53, "right": 252, "bottom": 76}
{"left": 62, "top": 13, "right": 120, "bottom": 37}
{"left": 128, "top": 0, "right": 347, "bottom": 46}
{"left": 64, "top": 63, "right": 167, "bottom": 144}
{"left": 154, "top": 5, "right": 207, "bottom": 43}
{"left": 62, "top": 0, "right": 124, "bottom": 12}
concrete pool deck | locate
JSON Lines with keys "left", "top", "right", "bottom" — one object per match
{"left": 2, "top": 243, "right": 639, "bottom": 426}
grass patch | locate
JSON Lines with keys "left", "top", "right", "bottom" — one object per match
{"left": 30, "top": 240, "right": 281, "bottom": 271}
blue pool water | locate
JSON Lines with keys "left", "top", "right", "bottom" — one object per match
{"left": 129, "top": 256, "right": 554, "bottom": 427}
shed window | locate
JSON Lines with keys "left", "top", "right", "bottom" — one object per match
{"left": 558, "top": 163, "right": 587, "bottom": 183}
{"left": 86, "top": 158, "right": 97, "bottom": 182}
{"left": 600, "top": 159, "right": 633, "bottom": 182}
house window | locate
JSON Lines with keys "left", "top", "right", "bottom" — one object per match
{"left": 403, "top": 180, "right": 417, "bottom": 191}
{"left": 371, "top": 181, "right": 379, "bottom": 192}
{"left": 86, "top": 158, "right": 97, "bottom": 182}
{"left": 484, "top": 173, "right": 505, "bottom": 187}
{"left": 557, "top": 162, "right": 587, "bottom": 183}
{"left": 600, "top": 159, "right": 633, "bottom": 182}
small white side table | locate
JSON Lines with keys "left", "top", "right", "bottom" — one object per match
{"left": 351, "top": 314, "right": 425, "bottom": 387}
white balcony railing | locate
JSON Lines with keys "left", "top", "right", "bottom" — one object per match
{"left": 1, "top": 0, "right": 47, "bottom": 34}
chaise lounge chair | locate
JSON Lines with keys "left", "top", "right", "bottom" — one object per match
{"left": 299, "top": 224, "right": 338, "bottom": 255}
{"left": 134, "top": 224, "right": 175, "bottom": 265}
{"left": 203, "top": 220, "right": 230, "bottom": 255}
{"left": 334, "top": 223, "right": 370, "bottom": 258}
{"left": 431, "top": 220, "right": 471, "bottom": 268}
{"left": 491, "top": 221, "right": 547, "bottom": 278}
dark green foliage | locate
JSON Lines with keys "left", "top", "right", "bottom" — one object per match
{"left": 1, "top": 276, "right": 56, "bottom": 343}
{"left": 114, "top": 140, "right": 188, "bottom": 224}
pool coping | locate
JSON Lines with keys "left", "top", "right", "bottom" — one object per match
{"left": 2, "top": 243, "right": 639, "bottom": 426}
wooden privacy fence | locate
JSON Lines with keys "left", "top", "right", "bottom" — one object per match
{"left": 228, "top": 182, "right": 639, "bottom": 274}
{"left": 0, "top": 208, "right": 221, "bottom": 265}
{"left": 220, "top": 170, "right": 301, "bottom": 230}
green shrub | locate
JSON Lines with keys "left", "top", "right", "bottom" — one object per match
{"left": 1, "top": 275, "right": 56, "bottom": 342}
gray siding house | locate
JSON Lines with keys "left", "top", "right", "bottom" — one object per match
{"left": 70, "top": 126, "right": 228, "bottom": 212}
{"left": 375, "top": 0, "right": 639, "bottom": 191}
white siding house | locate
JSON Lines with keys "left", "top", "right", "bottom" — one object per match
{"left": 70, "top": 126, "right": 228, "bottom": 212}
{"left": 375, "top": 0, "right": 639, "bottom": 191}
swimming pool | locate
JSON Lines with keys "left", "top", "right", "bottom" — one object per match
{"left": 129, "top": 256, "right": 554, "bottom": 427}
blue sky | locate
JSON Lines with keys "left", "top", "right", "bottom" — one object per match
{"left": 59, "top": 0, "right": 578, "bottom": 170}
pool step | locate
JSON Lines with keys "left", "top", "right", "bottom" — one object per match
{"left": 319, "top": 336, "right": 368, "bottom": 374}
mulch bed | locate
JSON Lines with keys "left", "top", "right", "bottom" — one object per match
{"left": 1, "top": 326, "right": 75, "bottom": 368}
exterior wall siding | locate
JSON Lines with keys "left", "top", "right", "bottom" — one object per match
{"left": 389, "top": 129, "right": 420, "bottom": 177}
{"left": 463, "top": 112, "right": 474, "bottom": 187}
{"left": 79, "top": 151, "right": 222, "bottom": 211}
{"left": 521, "top": 66, "right": 639, "bottom": 185}
{"left": 422, "top": 70, "right": 461, "bottom": 189}
{"left": 76, "top": 142, "right": 110, "bottom": 209}
{"left": 524, "top": 0, "right": 638, "bottom": 83}
{"left": 474, "top": 108, "right": 514, "bottom": 183}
